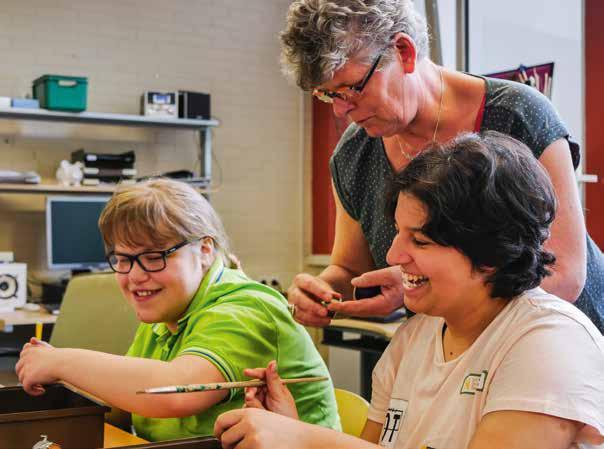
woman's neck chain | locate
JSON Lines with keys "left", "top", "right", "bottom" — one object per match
{"left": 395, "top": 66, "right": 445, "bottom": 162}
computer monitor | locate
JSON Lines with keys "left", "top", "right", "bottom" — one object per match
{"left": 46, "top": 196, "right": 110, "bottom": 271}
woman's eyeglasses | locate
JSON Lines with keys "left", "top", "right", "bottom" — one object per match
{"left": 312, "top": 50, "right": 384, "bottom": 104}
{"left": 106, "top": 239, "right": 200, "bottom": 274}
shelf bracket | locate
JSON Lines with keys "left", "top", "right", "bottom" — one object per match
{"left": 199, "top": 127, "right": 212, "bottom": 180}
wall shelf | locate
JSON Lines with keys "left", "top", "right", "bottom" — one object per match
{"left": 0, "top": 181, "right": 213, "bottom": 196}
{"left": 0, "top": 107, "right": 219, "bottom": 129}
{"left": 0, "top": 182, "right": 116, "bottom": 195}
{"left": 0, "top": 107, "right": 219, "bottom": 190}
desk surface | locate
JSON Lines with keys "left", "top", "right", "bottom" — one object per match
{"left": 104, "top": 423, "right": 148, "bottom": 447}
{"left": 329, "top": 317, "right": 405, "bottom": 340}
{"left": 0, "top": 308, "right": 58, "bottom": 330}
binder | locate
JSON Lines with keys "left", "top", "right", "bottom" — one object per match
{"left": 71, "top": 149, "right": 136, "bottom": 169}
{"left": 82, "top": 167, "right": 137, "bottom": 177}
{"left": 82, "top": 177, "right": 136, "bottom": 186}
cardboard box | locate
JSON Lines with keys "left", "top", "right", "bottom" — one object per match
{"left": 0, "top": 384, "right": 109, "bottom": 449}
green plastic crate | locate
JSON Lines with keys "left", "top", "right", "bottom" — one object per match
{"left": 33, "top": 74, "right": 88, "bottom": 112}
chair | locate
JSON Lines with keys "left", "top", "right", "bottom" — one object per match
{"left": 50, "top": 272, "right": 139, "bottom": 355}
{"left": 335, "top": 388, "right": 369, "bottom": 437}
{"left": 48, "top": 272, "right": 142, "bottom": 430}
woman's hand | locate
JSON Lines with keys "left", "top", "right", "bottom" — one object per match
{"left": 215, "top": 408, "right": 379, "bottom": 449}
{"left": 327, "top": 266, "right": 404, "bottom": 317}
{"left": 287, "top": 273, "right": 342, "bottom": 327}
{"left": 215, "top": 408, "right": 306, "bottom": 449}
{"left": 243, "top": 360, "right": 298, "bottom": 420}
{"left": 15, "top": 338, "right": 59, "bottom": 395}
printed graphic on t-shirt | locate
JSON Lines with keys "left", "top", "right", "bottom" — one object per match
{"left": 459, "top": 370, "right": 488, "bottom": 395}
{"left": 380, "top": 398, "right": 408, "bottom": 448}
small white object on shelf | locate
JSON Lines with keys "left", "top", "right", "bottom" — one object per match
{"left": 0, "top": 170, "right": 40, "bottom": 184}
{"left": 22, "top": 302, "right": 41, "bottom": 312}
{"left": 56, "top": 160, "right": 83, "bottom": 186}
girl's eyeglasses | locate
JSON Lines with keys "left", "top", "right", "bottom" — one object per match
{"left": 106, "top": 239, "right": 202, "bottom": 274}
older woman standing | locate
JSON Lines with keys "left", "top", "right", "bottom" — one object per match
{"left": 283, "top": 0, "right": 604, "bottom": 332}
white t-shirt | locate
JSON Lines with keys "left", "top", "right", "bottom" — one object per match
{"left": 369, "top": 288, "right": 604, "bottom": 449}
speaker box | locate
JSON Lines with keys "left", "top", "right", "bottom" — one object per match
{"left": 0, "top": 263, "right": 27, "bottom": 312}
{"left": 178, "top": 91, "right": 211, "bottom": 120}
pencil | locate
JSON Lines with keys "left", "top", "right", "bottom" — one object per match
{"left": 35, "top": 322, "right": 43, "bottom": 341}
{"left": 136, "top": 376, "right": 329, "bottom": 394}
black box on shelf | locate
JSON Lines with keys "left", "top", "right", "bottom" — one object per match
{"left": 71, "top": 149, "right": 136, "bottom": 169}
{"left": 178, "top": 91, "right": 211, "bottom": 120}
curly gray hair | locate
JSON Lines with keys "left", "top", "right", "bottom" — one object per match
{"left": 280, "top": 0, "right": 430, "bottom": 90}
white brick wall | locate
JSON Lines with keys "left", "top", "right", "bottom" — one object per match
{"left": 0, "top": 0, "right": 305, "bottom": 286}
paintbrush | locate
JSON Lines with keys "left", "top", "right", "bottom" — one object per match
{"left": 136, "top": 376, "right": 329, "bottom": 394}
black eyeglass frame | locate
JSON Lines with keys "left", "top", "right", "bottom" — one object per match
{"left": 313, "top": 49, "right": 385, "bottom": 103}
{"left": 106, "top": 239, "right": 199, "bottom": 274}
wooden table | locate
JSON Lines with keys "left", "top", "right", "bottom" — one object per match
{"left": 104, "top": 423, "right": 148, "bottom": 447}
{"left": 0, "top": 308, "right": 58, "bottom": 331}
{"left": 329, "top": 317, "right": 404, "bottom": 339}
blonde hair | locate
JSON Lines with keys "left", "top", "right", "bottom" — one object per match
{"left": 99, "top": 178, "right": 231, "bottom": 265}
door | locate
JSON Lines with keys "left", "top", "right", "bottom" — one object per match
{"left": 585, "top": 0, "right": 604, "bottom": 246}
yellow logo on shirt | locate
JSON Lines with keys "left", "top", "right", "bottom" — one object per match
{"left": 460, "top": 370, "right": 488, "bottom": 395}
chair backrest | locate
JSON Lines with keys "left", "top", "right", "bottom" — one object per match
{"left": 49, "top": 272, "right": 140, "bottom": 355}
{"left": 334, "top": 388, "right": 369, "bottom": 437}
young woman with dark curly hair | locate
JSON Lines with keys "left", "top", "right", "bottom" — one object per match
{"left": 215, "top": 132, "right": 604, "bottom": 449}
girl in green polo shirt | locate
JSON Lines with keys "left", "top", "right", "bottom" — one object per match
{"left": 16, "top": 178, "right": 340, "bottom": 441}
